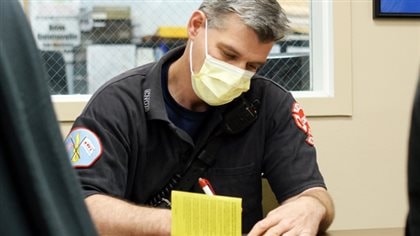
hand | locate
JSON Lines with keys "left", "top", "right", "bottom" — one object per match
{"left": 247, "top": 195, "right": 326, "bottom": 236}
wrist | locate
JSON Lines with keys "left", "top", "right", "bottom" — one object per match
{"left": 297, "top": 194, "right": 327, "bottom": 223}
{"left": 294, "top": 188, "right": 335, "bottom": 232}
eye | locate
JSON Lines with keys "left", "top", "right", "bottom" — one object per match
{"left": 246, "top": 64, "right": 259, "bottom": 72}
{"left": 222, "top": 51, "right": 237, "bottom": 60}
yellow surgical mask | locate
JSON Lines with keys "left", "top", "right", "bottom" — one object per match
{"left": 189, "top": 21, "right": 255, "bottom": 106}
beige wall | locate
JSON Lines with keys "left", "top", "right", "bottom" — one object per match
{"left": 56, "top": 0, "right": 420, "bottom": 231}
{"left": 308, "top": 0, "right": 420, "bottom": 230}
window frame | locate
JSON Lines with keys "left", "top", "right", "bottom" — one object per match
{"left": 293, "top": 0, "right": 352, "bottom": 117}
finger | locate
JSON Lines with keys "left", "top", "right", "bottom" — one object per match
{"left": 261, "top": 223, "right": 290, "bottom": 236}
{"left": 278, "top": 232, "right": 307, "bottom": 236}
{"left": 247, "top": 218, "right": 279, "bottom": 236}
{"left": 281, "top": 228, "right": 315, "bottom": 236}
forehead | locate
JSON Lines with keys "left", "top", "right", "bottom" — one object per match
{"left": 207, "top": 14, "right": 274, "bottom": 61}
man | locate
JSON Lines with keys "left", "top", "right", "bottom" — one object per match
{"left": 66, "top": 1, "right": 334, "bottom": 235}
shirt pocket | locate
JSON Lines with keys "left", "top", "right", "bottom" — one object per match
{"left": 206, "top": 162, "right": 260, "bottom": 198}
{"left": 205, "top": 162, "right": 262, "bottom": 232}
{"left": 207, "top": 162, "right": 256, "bottom": 176}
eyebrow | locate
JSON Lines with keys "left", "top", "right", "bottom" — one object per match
{"left": 217, "top": 43, "right": 267, "bottom": 67}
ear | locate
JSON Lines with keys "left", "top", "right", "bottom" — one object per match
{"left": 187, "top": 10, "right": 206, "bottom": 40}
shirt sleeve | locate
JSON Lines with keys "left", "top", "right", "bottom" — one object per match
{"left": 65, "top": 85, "right": 135, "bottom": 199}
{"left": 262, "top": 91, "right": 326, "bottom": 203}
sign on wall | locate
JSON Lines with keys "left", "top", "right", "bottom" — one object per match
{"left": 32, "top": 17, "right": 80, "bottom": 50}
{"left": 29, "top": 1, "right": 81, "bottom": 51}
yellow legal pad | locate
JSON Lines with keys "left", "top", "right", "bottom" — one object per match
{"left": 171, "top": 190, "right": 242, "bottom": 236}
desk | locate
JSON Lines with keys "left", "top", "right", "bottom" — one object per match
{"left": 325, "top": 228, "right": 403, "bottom": 236}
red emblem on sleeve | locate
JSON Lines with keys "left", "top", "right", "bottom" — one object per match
{"left": 291, "top": 102, "right": 314, "bottom": 146}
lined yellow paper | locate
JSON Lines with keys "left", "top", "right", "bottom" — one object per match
{"left": 171, "top": 190, "right": 242, "bottom": 236}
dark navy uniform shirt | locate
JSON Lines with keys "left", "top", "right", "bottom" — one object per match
{"left": 67, "top": 46, "right": 326, "bottom": 233}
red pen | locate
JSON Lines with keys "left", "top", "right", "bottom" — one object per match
{"left": 198, "top": 177, "right": 216, "bottom": 196}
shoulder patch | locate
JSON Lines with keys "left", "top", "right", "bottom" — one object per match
{"left": 291, "top": 102, "right": 314, "bottom": 146}
{"left": 64, "top": 127, "right": 103, "bottom": 168}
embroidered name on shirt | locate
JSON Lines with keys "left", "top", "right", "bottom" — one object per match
{"left": 291, "top": 102, "right": 314, "bottom": 146}
{"left": 144, "top": 88, "right": 151, "bottom": 112}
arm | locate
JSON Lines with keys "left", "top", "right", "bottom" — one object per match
{"left": 85, "top": 194, "right": 171, "bottom": 236}
{"left": 248, "top": 187, "right": 334, "bottom": 236}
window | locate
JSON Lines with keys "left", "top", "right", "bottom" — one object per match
{"left": 24, "top": 0, "right": 352, "bottom": 118}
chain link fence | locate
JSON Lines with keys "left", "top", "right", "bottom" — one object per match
{"left": 27, "top": 0, "right": 311, "bottom": 95}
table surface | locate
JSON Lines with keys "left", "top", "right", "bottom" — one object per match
{"left": 324, "top": 228, "right": 403, "bottom": 236}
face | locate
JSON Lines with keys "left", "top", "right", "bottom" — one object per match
{"left": 189, "top": 12, "right": 274, "bottom": 74}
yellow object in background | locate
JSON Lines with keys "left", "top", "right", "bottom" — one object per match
{"left": 171, "top": 190, "right": 242, "bottom": 236}
{"left": 156, "top": 26, "right": 188, "bottom": 38}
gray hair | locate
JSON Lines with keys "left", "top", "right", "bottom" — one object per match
{"left": 199, "top": 0, "right": 290, "bottom": 42}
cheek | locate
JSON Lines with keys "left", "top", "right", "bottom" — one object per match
{"left": 191, "top": 45, "right": 206, "bottom": 73}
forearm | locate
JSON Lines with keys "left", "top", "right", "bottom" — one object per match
{"left": 293, "top": 187, "right": 335, "bottom": 232}
{"left": 85, "top": 194, "right": 171, "bottom": 236}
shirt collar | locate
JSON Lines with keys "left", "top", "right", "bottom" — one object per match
{"left": 143, "top": 46, "right": 185, "bottom": 121}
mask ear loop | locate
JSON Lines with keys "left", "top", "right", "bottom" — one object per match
{"left": 204, "top": 19, "right": 209, "bottom": 57}
{"left": 189, "top": 19, "right": 209, "bottom": 74}
{"left": 189, "top": 40, "right": 194, "bottom": 74}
